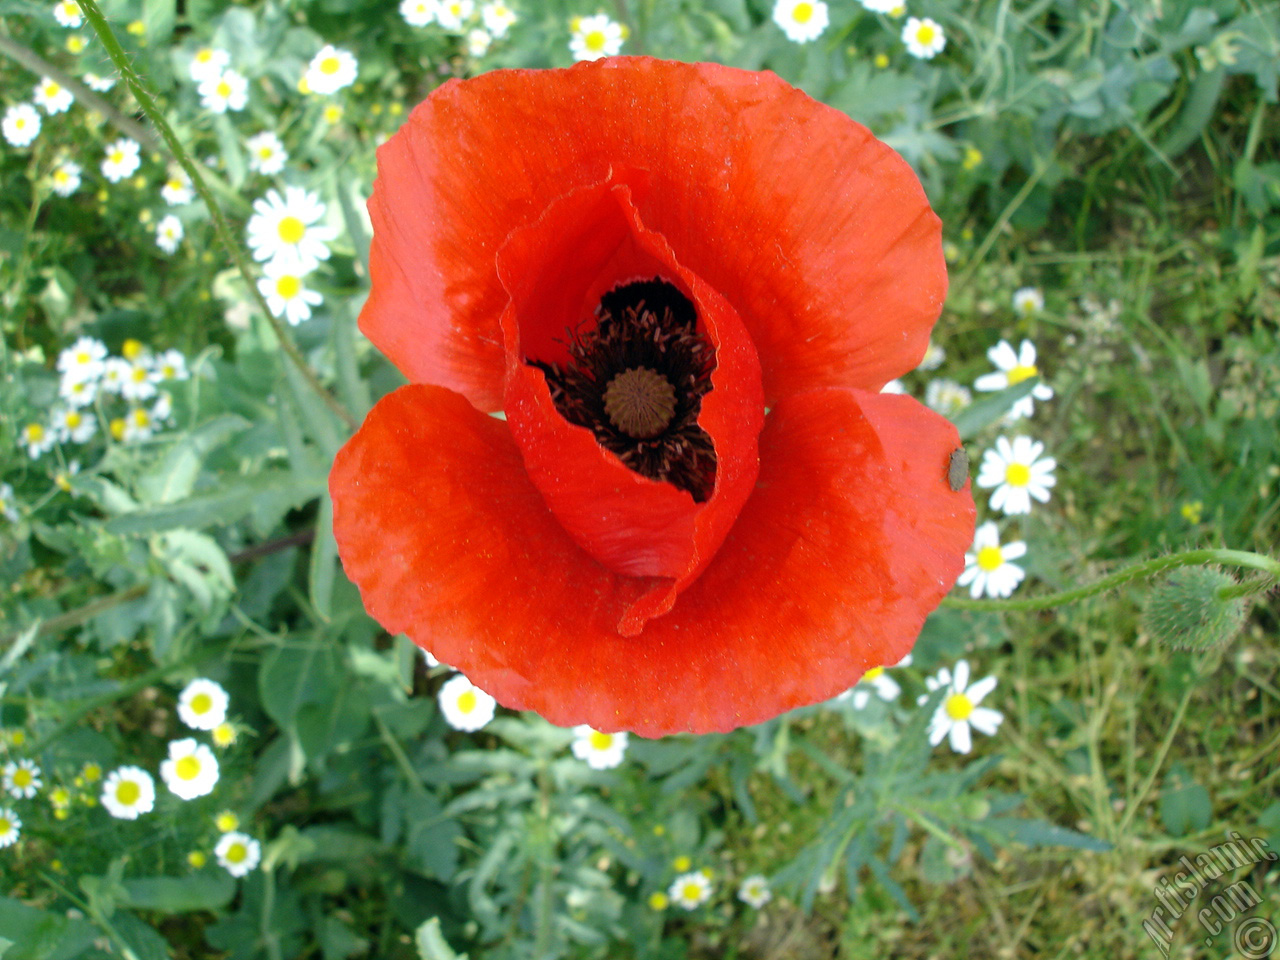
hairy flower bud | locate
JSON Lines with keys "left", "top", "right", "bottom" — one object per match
{"left": 1143, "top": 566, "right": 1248, "bottom": 652}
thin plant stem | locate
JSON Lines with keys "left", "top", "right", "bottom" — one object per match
{"left": 942, "top": 548, "right": 1280, "bottom": 612}
{"left": 76, "top": 0, "right": 358, "bottom": 431}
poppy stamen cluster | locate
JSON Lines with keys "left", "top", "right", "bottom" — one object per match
{"left": 531, "top": 278, "right": 716, "bottom": 502}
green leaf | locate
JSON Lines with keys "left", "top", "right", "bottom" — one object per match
{"left": 1160, "top": 766, "right": 1212, "bottom": 836}
{"left": 258, "top": 640, "right": 342, "bottom": 729}
{"left": 415, "top": 918, "right": 468, "bottom": 960}
{"left": 104, "top": 470, "right": 323, "bottom": 535}
{"left": 0, "top": 897, "right": 98, "bottom": 960}
{"left": 309, "top": 493, "right": 337, "bottom": 619}
{"left": 120, "top": 874, "right": 236, "bottom": 912}
{"left": 134, "top": 415, "right": 250, "bottom": 506}
{"left": 153, "top": 530, "right": 234, "bottom": 611}
{"left": 982, "top": 817, "right": 1111, "bottom": 851}
{"left": 952, "top": 378, "right": 1042, "bottom": 440}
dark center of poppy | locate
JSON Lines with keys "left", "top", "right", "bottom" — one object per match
{"left": 529, "top": 278, "right": 717, "bottom": 502}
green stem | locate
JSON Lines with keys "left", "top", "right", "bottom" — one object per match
{"left": 76, "top": 0, "right": 358, "bottom": 432}
{"left": 942, "top": 548, "right": 1280, "bottom": 612}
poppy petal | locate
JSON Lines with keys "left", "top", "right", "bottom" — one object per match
{"left": 331, "top": 385, "right": 972, "bottom": 736}
{"left": 361, "top": 57, "right": 944, "bottom": 410}
{"left": 496, "top": 173, "right": 763, "bottom": 631}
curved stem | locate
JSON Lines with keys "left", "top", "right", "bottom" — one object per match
{"left": 942, "top": 548, "right": 1280, "bottom": 612}
{"left": 76, "top": 0, "right": 359, "bottom": 432}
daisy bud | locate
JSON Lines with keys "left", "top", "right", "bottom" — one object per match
{"left": 1143, "top": 566, "right": 1248, "bottom": 653}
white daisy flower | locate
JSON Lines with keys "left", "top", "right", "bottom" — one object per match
{"left": 19, "top": 423, "right": 55, "bottom": 459}
{"left": 177, "top": 678, "right": 230, "bottom": 731}
{"left": 214, "top": 831, "right": 261, "bottom": 877}
{"left": 668, "top": 871, "right": 713, "bottom": 910}
{"left": 246, "top": 187, "right": 335, "bottom": 273}
{"left": 199, "top": 70, "right": 249, "bottom": 113}
{"left": 101, "top": 138, "right": 141, "bottom": 183}
{"left": 738, "top": 875, "right": 772, "bottom": 909}
{"left": 161, "top": 170, "right": 194, "bottom": 205}
{"left": 0, "top": 808, "right": 20, "bottom": 847}
{"left": 437, "top": 674, "right": 496, "bottom": 731}
{"left": 122, "top": 406, "right": 156, "bottom": 443}
{"left": 150, "top": 391, "right": 174, "bottom": 425}
{"left": 837, "top": 653, "right": 911, "bottom": 709}
{"left": 100, "top": 357, "right": 130, "bottom": 395}
{"left": 924, "top": 378, "right": 972, "bottom": 417}
{"left": 245, "top": 132, "right": 288, "bottom": 176}
{"left": 1013, "top": 286, "right": 1044, "bottom": 316}
{"left": 53, "top": 0, "right": 83, "bottom": 27}
{"left": 160, "top": 738, "right": 220, "bottom": 800}
{"left": 83, "top": 72, "right": 117, "bottom": 92}
{"left": 481, "top": 1, "right": 517, "bottom": 36}
{"left": 52, "top": 407, "right": 96, "bottom": 444}
{"left": 57, "top": 336, "right": 108, "bottom": 383}
{"left": 570, "top": 726, "right": 628, "bottom": 770}
{"left": 155, "top": 214, "right": 184, "bottom": 255}
{"left": 120, "top": 358, "right": 157, "bottom": 402}
{"left": 101, "top": 766, "right": 156, "bottom": 819}
{"left": 921, "top": 660, "right": 1003, "bottom": 753}
{"left": 304, "top": 46, "right": 358, "bottom": 95}
{"left": 2, "top": 759, "right": 42, "bottom": 799}
{"left": 435, "top": 0, "right": 475, "bottom": 31}
{"left": 881, "top": 378, "right": 906, "bottom": 394}
{"left": 903, "top": 16, "right": 946, "bottom": 58}
{"left": 257, "top": 259, "right": 324, "bottom": 326}
{"left": 188, "top": 47, "right": 230, "bottom": 84}
{"left": 974, "top": 339, "right": 1054, "bottom": 419}
{"left": 918, "top": 341, "right": 946, "bottom": 371}
{"left": 3, "top": 104, "right": 42, "bottom": 148}
{"left": 466, "top": 28, "right": 492, "bottom": 56}
{"left": 977, "top": 436, "right": 1057, "bottom": 515}
{"left": 772, "top": 0, "right": 829, "bottom": 43}
{"left": 0, "top": 483, "right": 19, "bottom": 523}
{"left": 59, "top": 375, "right": 97, "bottom": 408}
{"left": 34, "top": 77, "right": 74, "bottom": 115}
{"left": 569, "top": 14, "right": 624, "bottom": 61}
{"left": 151, "top": 349, "right": 189, "bottom": 382}
{"left": 51, "top": 160, "right": 82, "bottom": 196}
{"left": 859, "top": 0, "right": 900, "bottom": 11}
{"left": 400, "top": 0, "right": 438, "bottom": 27}
{"left": 956, "top": 521, "right": 1026, "bottom": 599}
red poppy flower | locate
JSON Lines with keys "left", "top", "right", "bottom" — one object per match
{"left": 330, "top": 57, "right": 975, "bottom": 737}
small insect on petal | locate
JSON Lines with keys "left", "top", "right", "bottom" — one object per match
{"left": 947, "top": 447, "right": 969, "bottom": 492}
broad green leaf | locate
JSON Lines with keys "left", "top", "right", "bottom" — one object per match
{"left": 952, "top": 378, "right": 1042, "bottom": 440}
{"left": 134, "top": 414, "right": 249, "bottom": 506}
{"left": 0, "top": 897, "right": 98, "bottom": 960}
{"left": 104, "top": 470, "right": 323, "bottom": 535}
{"left": 120, "top": 874, "right": 236, "bottom": 913}
{"left": 1160, "top": 767, "right": 1212, "bottom": 837}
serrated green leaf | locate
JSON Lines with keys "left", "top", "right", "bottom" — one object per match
{"left": 104, "top": 470, "right": 323, "bottom": 535}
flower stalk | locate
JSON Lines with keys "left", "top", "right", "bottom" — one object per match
{"left": 76, "top": 0, "right": 358, "bottom": 432}
{"left": 943, "top": 548, "right": 1280, "bottom": 612}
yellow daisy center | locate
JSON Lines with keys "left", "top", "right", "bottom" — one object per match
{"left": 976, "top": 545, "right": 1004, "bottom": 572}
{"left": 115, "top": 780, "right": 141, "bottom": 805}
{"left": 863, "top": 666, "right": 885, "bottom": 681}
{"left": 589, "top": 731, "right": 614, "bottom": 751}
{"left": 673, "top": 855, "right": 691, "bottom": 871}
{"left": 258, "top": 147, "right": 273, "bottom": 159}
{"left": 916, "top": 24, "right": 936, "bottom": 44}
{"left": 945, "top": 693, "right": 974, "bottom": 720}
{"left": 1007, "top": 363, "right": 1037, "bottom": 385}
{"left": 277, "top": 216, "right": 306, "bottom": 244}
{"left": 1005, "top": 463, "right": 1031, "bottom": 487}
{"left": 213, "top": 723, "right": 236, "bottom": 746}
{"left": 680, "top": 882, "right": 702, "bottom": 901}
{"left": 83, "top": 762, "right": 101, "bottom": 781}
{"left": 55, "top": 170, "right": 70, "bottom": 184}
{"left": 320, "top": 56, "right": 340, "bottom": 75}
{"left": 216, "top": 80, "right": 231, "bottom": 98}
{"left": 648, "top": 892, "right": 668, "bottom": 910}
{"left": 457, "top": 690, "right": 477, "bottom": 713}
{"left": 110, "top": 418, "right": 126, "bottom": 440}
{"left": 122, "top": 338, "right": 143, "bottom": 359}
{"left": 226, "top": 842, "right": 247, "bottom": 863}
{"left": 131, "top": 366, "right": 148, "bottom": 382}
{"left": 16, "top": 118, "right": 28, "bottom": 130}
{"left": 65, "top": 412, "right": 81, "bottom": 428}
{"left": 275, "top": 275, "right": 302, "bottom": 299}
{"left": 46, "top": 82, "right": 61, "bottom": 96}
{"left": 196, "top": 50, "right": 213, "bottom": 63}
{"left": 25, "top": 424, "right": 44, "bottom": 442}
{"left": 0, "top": 819, "right": 12, "bottom": 836}
{"left": 216, "top": 812, "right": 238, "bottom": 831}
{"left": 584, "top": 30, "right": 607, "bottom": 51}
{"left": 190, "top": 692, "right": 213, "bottom": 715}
{"left": 75, "top": 350, "right": 91, "bottom": 363}
{"left": 793, "top": 2, "right": 814, "bottom": 23}
{"left": 109, "top": 150, "right": 124, "bottom": 164}
{"left": 13, "top": 769, "right": 32, "bottom": 788}
{"left": 175, "top": 755, "right": 201, "bottom": 780}
{"left": 133, "top": 409, "right": 150, "bottom": 427}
